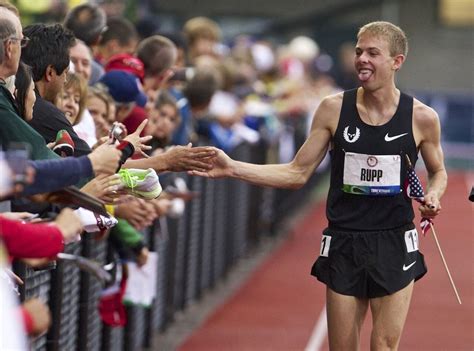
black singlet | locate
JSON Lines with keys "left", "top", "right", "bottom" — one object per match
{"left": 326, "top": 88, "right": 418, "bottom": 231}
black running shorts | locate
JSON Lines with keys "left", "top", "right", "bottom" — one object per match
{"left": 311, "top": 223, "right": 427, "bottom": 298}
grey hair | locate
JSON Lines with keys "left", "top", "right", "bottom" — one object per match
{"left": 0, "top": 15, "right": 17, "bottom": 64}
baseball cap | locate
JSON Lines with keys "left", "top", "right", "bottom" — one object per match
{"left": 99, "top": 70, "right": 147, "bottom": 107}
{"left": 105, "top": 54, "right": 145, "bottom": 81}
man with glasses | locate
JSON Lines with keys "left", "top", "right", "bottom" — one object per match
{"left": 0, "top": 8, "right": 58, "bottom": 160}
{"left": 6, "top": 36, "right": 29, "bottom": 48}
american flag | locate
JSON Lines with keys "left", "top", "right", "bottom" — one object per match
{"left": 405, "top": 155, "right": 433, "bottom": 235}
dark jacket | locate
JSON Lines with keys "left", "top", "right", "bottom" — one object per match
{"left": 30, "top": 91, "right": 91, "bottom": 157}
{"left": 0, "top": 84, "right": 57, "bottom": 160}
{"left": 22, "top": 156, "right": 94, "bottom": 196}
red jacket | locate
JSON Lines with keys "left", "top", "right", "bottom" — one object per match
{"left": 0, "top": 217, "right": 64, "bottom": 260}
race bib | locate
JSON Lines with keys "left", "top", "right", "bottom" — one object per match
{"left": 319, "top": 235, "right": 331, "bottom": 257}
{"left": 404, "top": 229, "right": 419, "bottom": 252}
{"left": 342, "top": 152, "right": 401, "bottom": 196}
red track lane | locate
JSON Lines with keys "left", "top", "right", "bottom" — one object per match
{"left": 396, "top": 171, "right": 473, "bottom": 350}
{"left": 179, "top": 202, "right": 327, "bottom": 351}
{"left": 179, "top": 171, "right": 473, "bottom": 351}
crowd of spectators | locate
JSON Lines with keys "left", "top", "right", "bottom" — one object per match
{"left": 0, "top": 1, "right": 355, "bottom": 347}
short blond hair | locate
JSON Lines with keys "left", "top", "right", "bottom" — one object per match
{"left": 183, "top": 17, "right": 222, "bottom": 46}
{"left": 358, "top": 21, "right": 408, "bottom": 57}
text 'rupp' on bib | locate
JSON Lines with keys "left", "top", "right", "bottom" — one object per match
{"left": 342, "top": 152, "right": 401, "bottom": 196}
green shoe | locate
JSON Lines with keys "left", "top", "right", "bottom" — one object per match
{"left": 118, "top": 168, "right": 162, "bottom": 200}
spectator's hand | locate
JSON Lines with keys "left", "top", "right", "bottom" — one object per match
{"left": 92, "top": 136, "right": 110, "bottom": 150}
{"left": 111, "top": 122, "right": 128, "bottom": 139}
{"left": 54, "top": 208, "right": 83, "bottom": 243}
{"left": 124, "top": 119, "right": 152, "bottom": 156}
{"left": 162, "top": 143, "right": 217, "bottom": 172}
{"left": 81, "top": 174, "right": 125, "bottom": 203}
{"left": 136, "top": 246, "right": 149, "bottom": 267}
{"left": 1, "top": 211, "right": 35, "bottom": 221}
{"left": 188, "top": 147, "right": 233, "bottom": 178}
{"left": 88, "top": 143, "right": 121, "bottom": 175}
{"left": 151, "top": 148, "right": 164, "bottom": 157}
{"left": 137, "top": 199, "right": 158, "bottom": 227}
{"left": 151, "top": 198, "right": 172, "bottom": 216}
{"left": 419, "top": 191, "right": 442, "bottom": 219}
{"left": 22, "top": 298, "right": 51, "bottom": 336}
{"left": 115, "top": 199, "right": 156, "bottom": 230}
{"left": 22, "top": 258, "right": 51, "bottom": 268}
{"left": 107, "top": 122, "right": 128, "bottom": 143}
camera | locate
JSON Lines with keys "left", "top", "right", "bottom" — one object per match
{"left": 109, "top": 122, "right": 125, "bottom": 143}
{"left": 168, "top": 67, "right": 195, "bottom": 82}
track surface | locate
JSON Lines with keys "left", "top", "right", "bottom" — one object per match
{"left": 179, "top": 171, "right": 473, "bottom": 351}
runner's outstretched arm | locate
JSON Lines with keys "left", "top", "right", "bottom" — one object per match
{"left": 189, "top": 95, "right": 340, "bottom": 189}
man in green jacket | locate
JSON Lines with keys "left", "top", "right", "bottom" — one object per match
{"left": 0, "top": 8, "right": 57, "bottom": 160}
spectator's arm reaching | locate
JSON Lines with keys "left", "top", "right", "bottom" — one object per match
{"left": 0, "top": 217, "right": 64, "bottom": 259}
{"left": 21, "top": 156, "right": 93, "bottom": 196}
{"left": 19, "top": 143, "right": 121, "bottom": 196}
{"left": 20, "top": 298, "right": 51, "bottom": 336}
{"left": 124, "top": 143, "right": 217, "bottom": 173}
{"left": 0, "top": 208, "right": 83, "bottom": 259}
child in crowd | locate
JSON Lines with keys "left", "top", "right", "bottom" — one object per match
{"left": 148, "top": 90, "right": 181, "bottom": 153}
{"left": 86, "top": 85, "right": 114, "bottom": 140}
{"left": 147, "top": 91, "right": 193, "bottom": 218}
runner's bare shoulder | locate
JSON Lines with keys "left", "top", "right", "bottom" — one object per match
{"left": 312, "top": 92, "right": 344, "bottom": 134}
{"left": 413, "top": 98, "right": 440, "bottom": 144}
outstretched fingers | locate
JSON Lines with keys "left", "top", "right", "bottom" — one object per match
{"left": 139, "top": 136, "right": 153, "bottom": 150}
{"left": 190, "top": 147, "right": 218, "bottom": 158}
{"left": 134, "top": 119, "right": 149, "bottom": 136}
{"left": 188, "top": 170, "right": 211, "bottom": 178}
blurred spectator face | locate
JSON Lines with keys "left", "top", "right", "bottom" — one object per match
{"left": 184, "top": 17, "right": 222, "bottom": 62}
{"left": 175, "top": 48, "right": 186, "bottom": 68}
{"left": 70, "top": 41, "right": 92, "bottom": 82}
{"left": 137, "top": 36, "right": 177, "bottom": 92}
{"left": 145, "top": 89, "right": 158, "bottom": 114}
{"left": 87, "top": 95, "right": 110, "bottom": 137}
{"left": 59, "top": 87, "right": 80, "bottom": 125}
{"left": 115, "top": 102, "right": 135, "bottom": 122}
{"left": 193, "top": 38, "right": 218, "bottom": 59}
{"left": 24, "top": 79, "right": 36, "bottom": 121}
{"left": 141, "top": 67, "right": 175, "bottom": 93}
{"left": 149, "top": 103, "right": 179, "bottom": 139}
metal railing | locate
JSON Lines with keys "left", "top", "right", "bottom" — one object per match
{"left": 15, "top": 136, "right": 322, "bottom": 351}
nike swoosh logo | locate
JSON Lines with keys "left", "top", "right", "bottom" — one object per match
{"left": 402, "top": 261, "right": 416, "bottom": 271}
{"left": 384, "top": 133, "right": 408, "bottom": 142}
